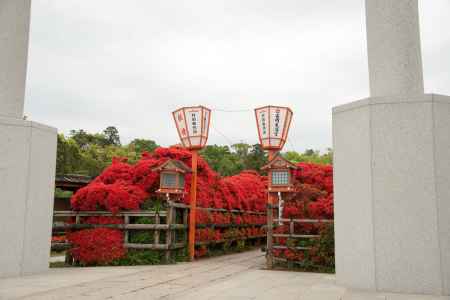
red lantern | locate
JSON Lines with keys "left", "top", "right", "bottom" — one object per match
{"left": 172, "top": 106, "right": 211, "bottom": 150}
{"left": 254, "top": 105, "right": 293, "bottom": 151}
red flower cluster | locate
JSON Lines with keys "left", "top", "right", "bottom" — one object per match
{"left": 71, "top": 147, "right": 267, "bottom": 213}
{"left": 67, "top": 228, "right": 126, "bottom": 265}
{"left": 71, "top": 182, "right": 148, "bottom": 214}
{"left": 280, "top": 163, "right": 334, "bottom": 220}
{"left": 67, "top": 148, "right": 334, "bottom": 265}
{"left": 195, "top": 211, "right": 266, "bottom": 225}
{"left": 274, "top": 163, "right": 334, "bottom": 268}
{"left": 69, "top": 147, "right": 269, "bottom": 264}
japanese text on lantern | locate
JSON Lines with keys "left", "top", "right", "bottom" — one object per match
{"left": 191, "top": 113, "right": 198, "bottom": 135}
{"left": 260, "top": 111, "right": 267, "bottom": 136}
{"left": 186, "top": 110, "right": 201, "bottom": 137}
{"left": 274, "top": 109, "right": 281, "bottom": 137}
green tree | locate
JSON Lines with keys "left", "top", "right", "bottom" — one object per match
{"left": 283, "top": 148, "right": 332, "bottom": 165}
{"left": 129, "top": 138, "right": 158, "bottom": 154}
{"left": 103, "top": 126, "right": 121, "bottom": 146}
{"left": 244, "top": 144, "right": 268, "bottom": 171}
{"left": 200, "top": 145, "right": 243, "bottom": 176}
{"left": 56, "top": 134, "right": 83, "bottom": 174}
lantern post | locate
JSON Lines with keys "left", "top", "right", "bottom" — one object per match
{"left": 254, "top": 105, "right": 293, "bottom": 269}
{"left": 172, "top": 106, "right": 211, "bottom": 261}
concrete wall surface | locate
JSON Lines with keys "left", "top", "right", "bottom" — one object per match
{"left": 333, "top": 94, "right": 450, "bottom": 296}
{"left": 0, "top": 0, "right": 31, "bottom": 119}
{"left": 365, "top": 0, "right": 424, "bottom": 97}
{"left": 0, "top": 117, "right": 57, "bottom": 277}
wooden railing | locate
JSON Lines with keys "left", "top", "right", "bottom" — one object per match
{"left": 266, "top": 203, "right": 333, "bottom": 269}
{"left": 52, "top": 202, "right": 267, "bottom": 264}
{"left": 52, "top": 201, "right": 188, "bottom": 264}
{"left": 164, "top": 203, "right": 266, "bottom": 247}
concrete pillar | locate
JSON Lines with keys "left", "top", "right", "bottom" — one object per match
{"left": 333, "top": 0, "right": 450, "bottom": 296}
{"left": 0, "top": 0, "right": 31, "bottom": 118}
{"left": 366, "top": 0, "right": 424, "bottom": 97}
{"left": 0, "top": 0, "right": 57, "bottom": 278}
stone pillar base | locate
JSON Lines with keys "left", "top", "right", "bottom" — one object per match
{"left": 333, "top": 94, "right": 450, "bottom": 295}
{"left": 0, "top": 117, "right": 57, "bottom": 277}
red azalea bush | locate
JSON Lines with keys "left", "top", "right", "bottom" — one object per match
{"left": 67, "top": 228, "right": 126, "bottom": 265}
{"left": 273, "top": 162, "right": 335, "bottom": 271}
{"left": 67, "top": 148, "right": 334, "bottom": 266}
{"left": 71, "top": 147, "right": 267, "bottom": 212}
{"left": 68, "top": 147, "right": 269, "bottom": 264}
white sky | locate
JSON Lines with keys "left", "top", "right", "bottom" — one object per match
{"left": 24, "top": 0, "right": 450, "bottom": 152}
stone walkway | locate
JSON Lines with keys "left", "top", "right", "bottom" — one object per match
{"left": 0, "top": 250, "right": 448, "bottom": 300}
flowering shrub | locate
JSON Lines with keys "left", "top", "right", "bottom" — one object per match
{"left": 68, "top": 147, "right": 268, "bottom": 264}
{"left": 67, "top": 228, "right": 126, "bottom": 265}
{"left": 273, "top": 163, "right": 334, "bottom": 271}
{"left": 67, "top": 148, "right": 334, "bottom": 266}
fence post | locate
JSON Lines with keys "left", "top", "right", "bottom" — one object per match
{"left": 124, "top": 215, "right": 129, "bottom": 244}
{"left": 165, "top": 204, "right": 173, "bottom": 262}
{"left": 65, "top": 214, "right": 81, "bottom": 266}
{"left": 154, "top": 214, "right": 160, "bottom": 246}
{"left": 266, "top": 203, "right": 273, "bottom": 269}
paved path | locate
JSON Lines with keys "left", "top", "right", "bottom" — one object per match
{"left": 0, "top": 250, "right": 448, "bottom": 300}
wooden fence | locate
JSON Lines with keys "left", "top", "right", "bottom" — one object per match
{"left": 52, "top": 201, "right": 188, "bottom": 264}
{"left": 52, "top": 201, "right": 267, "bottom": 264}
{"left": 266, "top": 203, "right": 333, "bottom": 269}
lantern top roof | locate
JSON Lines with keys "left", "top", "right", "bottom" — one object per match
{"left": 152, "top": 159, "right": 192, "bottom": 174}
{"left": 261, "top": 153, "right": 298, "bottom": 171}
{"left": 254, "top": 105, "right": 293, "bottom": 113}
{"left": 173, "top": 105, "right": 210, "bottom": 110}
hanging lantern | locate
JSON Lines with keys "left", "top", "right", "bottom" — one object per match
{"left": 254, "top": 105, "right": 293, "bottom": 151}
{"left": 172, "top": 106, "right": 211, "bottom": 150}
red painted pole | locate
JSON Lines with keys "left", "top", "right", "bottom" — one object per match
{"left": 267, "top": 150, "right": 276, "bottom": 269}
{"left": 188, "top": 150, "right": 198, "bottom": 261}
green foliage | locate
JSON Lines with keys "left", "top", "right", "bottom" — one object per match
{"left": 312, "top": 223, "right": 335, "bottom": 270}
{"left": 236, "top": 240, "right": 246, "bottom": 252}
{"left": 129, "top": 231, "right": 154, "bottom": 244}
{"left": 129, "top": 138, "right": 158, "bottom": 154}
{"left": 56, "top": 134, "right": 84, "bottom": 175}
{"left": 111, "top": 250, "right": 162, "bottom": 266}
{"left": 56, "top": 127, "right": 158, "bottom": 177}
{"left": 57, "top": 127, "right": 331, "bottom": 180}
{"left": 200, "top": 143, "right": 267, "bottom": 176}
{"left": 174, "top": 248, "right": 188, "bottom": 262}
{"left": 103, "top": 126, "right": 121, "bottom": 146}
{"left": 54, "top": 188, "right": 73, "bottom": 198}
{"left": 283, "top": 148, "right": 333, "bottom": 165}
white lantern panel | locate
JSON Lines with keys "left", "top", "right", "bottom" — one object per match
{"left": 173, "top": 109, "right": 189, "bottom": 139}
{"left": 284, "top": 110, "right": 293, "bottom": 140}
{"left": 270, "top": 107, "right": 287, "bottom": 140}
{"left": 256, "top": 107, "right": 270, "bottom": 139}
{"left": 186, "top": 108, "right": 202, "bottom": 137}
{"left": 202, "top": 109, "right": 210, "bottom": 137}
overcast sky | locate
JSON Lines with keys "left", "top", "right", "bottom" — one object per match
{"left": 24, "top": 0, "right": 450, "bottom": 152}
